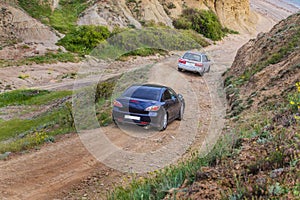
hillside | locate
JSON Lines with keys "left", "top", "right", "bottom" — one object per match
{"left": 225, "top": 13, "right": 300, "bottom": 117}
{"left": 0, "top": 0, "right": 251, "bottom": 49}
{"left": 167, "top": 12, "right": 300, "bottom": 199}
{"left": 78, "top": 0, "right": 252, "bottom": 31}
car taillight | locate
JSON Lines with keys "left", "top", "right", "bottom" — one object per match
{"left": 113, "top": 100, "right": 123, "bottom": 107}
{"left": 145, "top": 105, "right": 160, "bottom": 111}
{"left": 178, "top": 59, "right": 186, "bottom": 64}
{"left": 195, "top": 63, "right": 203, "bottom": 67}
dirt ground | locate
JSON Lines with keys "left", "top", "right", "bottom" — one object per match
{"left": 0, "top": 1, "right": 297, "bottom": 199}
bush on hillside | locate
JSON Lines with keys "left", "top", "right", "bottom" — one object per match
{"left": 173, "top": 8, "right": 227, "bottom": 41}
{"left": 57, "top": 25, "right": 111, "bottom": 54}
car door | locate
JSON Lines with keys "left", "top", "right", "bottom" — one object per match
{"left": 202, "top": 55, "right": 210, "bottom": 72}
{"left": 161, "top": 89, "right": 176, "bottom": 119}
{"left": 167, "top": 88, "right": 181, "bottom": 120}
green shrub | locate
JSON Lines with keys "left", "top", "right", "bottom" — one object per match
{"left": 173, "top": 8, "right": 227, "bottom": 41}
{"left": 57, "top": 25, "right": 111, "bottom": 54}
{"left": 173, "top": 16, "right": 193, "bottom": 30}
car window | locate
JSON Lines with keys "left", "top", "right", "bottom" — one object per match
{"left": 202, "top": 55, "right": 208, "bottom": 62}
{"left": 161, "top": 90, "right": 172, "bottom": 101}
{"left": 123, "top": 86, "right": 160, "bottom": 101}
{"left": 183, "top": 53, "right": 201, "bottom": 61}
{"left": 168, "top": 89, "right": 177, "bottom": 100}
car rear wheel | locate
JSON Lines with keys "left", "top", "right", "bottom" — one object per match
{"left": 206, "top": 66, "right": 210, "bottom": 73}
{"left": 178, "top": 67, "right": 183, "bottom": 72}
{"left": 158, "top": 111, "right": 168, "bottom": 131}
{"left": 199, "top": 71, "right": 204, "bottom": 76}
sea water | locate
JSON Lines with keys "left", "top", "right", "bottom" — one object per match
{"left": 285, "top": 0, "right": 300, "bottom": 9}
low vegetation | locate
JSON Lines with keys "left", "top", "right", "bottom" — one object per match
{"left": 173, "top": 8, "right": 238, "bottom": 41}
{"left": 57, "top": 25, "right": 111, "bottom": 55}
{"left": 0, "top": 89, "right": 72, "bottom": 108}
{"left": 18, "top": 0, "right": 90, "bottom": 33}
{"left": 91, "top": 27, "right": 209, "bottom": 60}
{"left": 0, "top": 52, "right": 79, "bottom": 68}
{"left": 0, "top": 64, "right": 152, "bottom": 154}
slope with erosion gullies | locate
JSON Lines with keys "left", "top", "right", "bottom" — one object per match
{"left": 78, "top": 0, "right": 252, "bottom": 32}
{"left": 225, "top": 12, "right": 300, "bottom": 117}
{"left": 164, "top": 13, "right": 300, "bottom": 200}
{"left": 0, "top": 1, "right": 61, "bottom": 60}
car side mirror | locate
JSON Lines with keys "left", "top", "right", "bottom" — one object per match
{"left": 177, "top": 94, "right": 183, "bottom": 100}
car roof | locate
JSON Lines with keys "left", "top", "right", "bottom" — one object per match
{"left": 130, "top": 83, "right": 168, "bottom": 89}
{"left": 184, "top": 51, "right": 206, "bottom": 55}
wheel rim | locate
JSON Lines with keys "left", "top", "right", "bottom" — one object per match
{"left": 163, "top": 113, "right": 167, "bottom": 128}
{"left": 180, "top": 105, "right": 183, "bottom": 118}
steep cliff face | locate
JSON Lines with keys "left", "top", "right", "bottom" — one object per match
{"left": 78, "top": 0, "right": 252, "bottom": 31}
{"left": 225, "top": 13, "right": 300, "bottom": 115}
{"left": 204, "top": 0, "right": 251, "bottom": 31}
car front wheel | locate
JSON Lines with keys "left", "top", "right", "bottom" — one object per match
{"left": 158, "top": 111, "right": 168, "bottom": 131}
{"left": 177, "top": 104, "right": 184, "bottom": 121}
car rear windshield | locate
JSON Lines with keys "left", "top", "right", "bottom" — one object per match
{"left": 183, "top": 53, "right": 201, "bottom": 61}
{"left": 122, "top": 86, "right": 161, "bottom": 101}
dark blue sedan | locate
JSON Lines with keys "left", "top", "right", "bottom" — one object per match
{"left": 112, "top": 84, "right": 185, "bottom": 131}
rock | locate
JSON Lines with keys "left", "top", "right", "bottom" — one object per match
{"left": 270, "top": 168, "right": 284, "bottom": 178}
{"left": 0, "top": 152, "right": 11, "bottom": 160}
{"left": 195, "top": 171, "right": 210, "bottom": 181}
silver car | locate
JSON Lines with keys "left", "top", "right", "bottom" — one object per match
{"left": 177, "top": 52, "right": 211, "bottom": 76}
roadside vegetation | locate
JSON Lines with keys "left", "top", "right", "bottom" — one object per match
{"left": 0, "top": 65, "right": 151, "bottom": 155}
{"left": 91, "top": 27, "right": 209, "bottom": 60}
{"left": 173, "top": 8, "right": 238, "bottom": 41}
{"left": 0, "top": 90, "right": 73, "bottom": 154}
{"left": 0, "top": 52, "right": 79, "bottom": 68}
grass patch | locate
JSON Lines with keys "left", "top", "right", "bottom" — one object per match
{"left": 0, "top": 89, "right": 72, "bottom": 108}
{"left": 91, "top": 27, "right": 207, "bottom": 60}
{"left": 57, "top": 25, "right": 111, "bottom": 55}
{"left": 0, "top": 52, "right": 79, "bottom": 68}
{"left": 0, "top": 105, "right": 73, "bottom": 144}
{"left": 18, "top": 0, "right": 90, "bottom": 34}
{"left": 18, "top": 0, "right": 52, "bottom": 24}
{"left": 118, "top": 48, "right": 168, "bottom": 61}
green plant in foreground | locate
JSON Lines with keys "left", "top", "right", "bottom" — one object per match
{"left": 289, "top": 82, "right": 300, "bottom": 119}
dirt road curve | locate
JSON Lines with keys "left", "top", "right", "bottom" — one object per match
{"left": 0, "top": 33, "right": 250, "bottom": 199}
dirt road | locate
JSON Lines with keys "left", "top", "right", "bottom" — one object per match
{"left": 0, "top": 2, "right": 293, "bottom": 197}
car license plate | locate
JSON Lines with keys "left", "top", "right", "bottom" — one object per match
{"left": 124, "top": 115, "right": 140, "bottom": 120}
